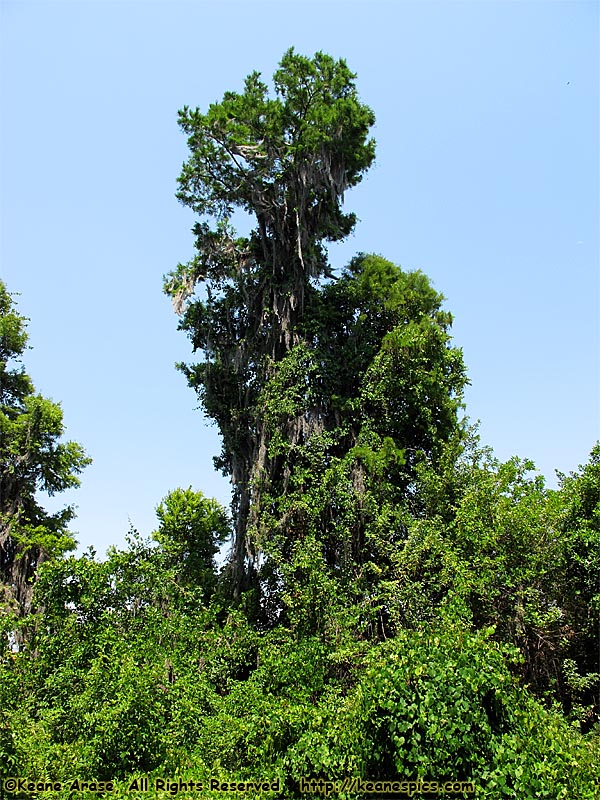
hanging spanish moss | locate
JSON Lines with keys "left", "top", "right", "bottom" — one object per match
{"left": 165, "top": 49, "right": 376, "bottom": 599}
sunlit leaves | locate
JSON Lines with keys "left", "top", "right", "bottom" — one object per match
{"left": 0, "top": 281, "right": 91, "bottom": 611}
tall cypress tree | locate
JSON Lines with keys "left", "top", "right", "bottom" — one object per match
{"left": 165, "top": 50, "right": 376, "bottom": 596}
{"left": 166, "top": 52, "right": 467, "bottom": 611}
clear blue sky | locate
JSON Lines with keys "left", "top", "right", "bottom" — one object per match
{"left": 1, "top": 0, "right": 598, "bottom": 557}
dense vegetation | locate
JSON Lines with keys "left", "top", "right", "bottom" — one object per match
{"left": 1, "top": 50, "right": 598, "bottom": 798}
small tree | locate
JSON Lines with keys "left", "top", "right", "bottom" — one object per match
{"left": 0, "top": 281, "right": 90, "bottom": 613}
{"left": 153, "top": 487, "right": 230, "bottom": 599}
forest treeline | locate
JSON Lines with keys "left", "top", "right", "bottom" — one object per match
{"left": 1, "top": 50, "right": 599, "bottom": 798}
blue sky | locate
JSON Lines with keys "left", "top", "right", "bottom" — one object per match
{"left": 1, "top": 0, "right": 598, "bottom": 557}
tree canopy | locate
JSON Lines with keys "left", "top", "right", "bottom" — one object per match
{"left": 165, "top": 51, "right": 466, "bottom": 604}
{"left": 0, "top": 281, "right": 90, "bottom": 613}
{"left": 165, "top": 49, "right": 377, "bottom": 597}
{"left": 0, "top": 50, "right": 598, "bottom": 798}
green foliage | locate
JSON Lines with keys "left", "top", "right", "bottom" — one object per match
{"left": 1, "top": 53, "right": 598, "bottom": 799}
{"left": 248, "top": 254, "right": 467, "bottom": 635}
{"left": 165, "top": 50, "right": 377, "bottom": 597}
{"left": 174, "top": 49, "right": 374, "bottom": 254}
{"left": 388, "top": 439, "right": 600, "bottom": 724}
{"left": 3, "top": 510, "right": 598, "bottom": 797}
{"left": 552, "top": 446, "right": 600, "bottom": 722}
{"left": 0, "top": 280, "right": 91, "bottom": 613}
{"left": 285, "top": 625, "right": 598, "bottom": 798}
{"left": 153, "top": 488, "right": 230, "bottom": 599}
